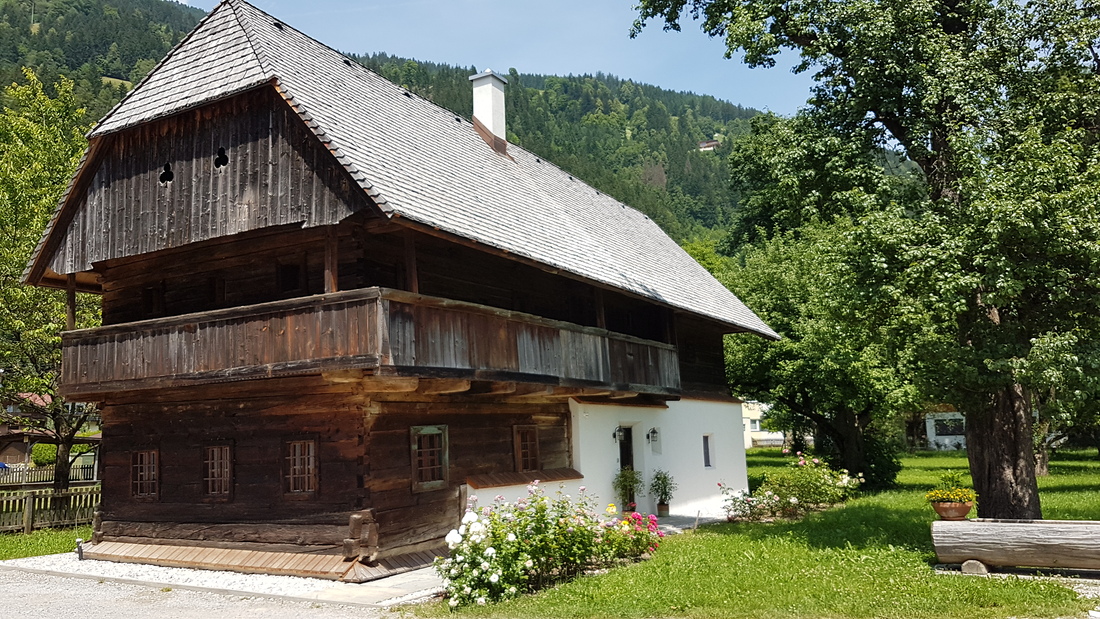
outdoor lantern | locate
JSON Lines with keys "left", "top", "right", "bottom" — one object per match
{"left": 646, "top": 427, "right": 659, "bottom": 443}
{"left": 613, "top": 426, "right": 626, "bottom": 442}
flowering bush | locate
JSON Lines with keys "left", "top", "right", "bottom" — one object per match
{"left": 434, "top": 482, "right": 664, "bottom": 608}
{"left": 720, "top": 451, "right": 863, "bottom": 520}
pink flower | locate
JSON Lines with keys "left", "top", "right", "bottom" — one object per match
{"left": 812, "top": 458, "right": 820, "bottom": 464}
{"left": 782, "top": 448, "right": 790, "bottom": 454}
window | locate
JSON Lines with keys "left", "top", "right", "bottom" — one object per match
{"left": 131, "top": 450, "right": 158, "bottom": 498}
{"left": 277, "top": 263, "right": 303, "bottom": 293}
{"left": 749, "top": 419, "right": 762, "bottom": 432}
{"left": 207, "top": 276, "right": 226, "bottom": 307}
{"left": 934, "top": 419, "right": 965, "bottom": 436}
{"left": 411, "top": 425, "right": 448, "bottom": 492}
{"left": 514, "top": 426, "right": 540, "bottom": 472}
{"left": 702, "top": 435, "right": 713, "bottom": 468}
{"left": 203, "top": 445, "right": 232, "bottom": 497}
{"left": 285, "top": 440, "right": 317, "bottom": 494}
{"left": 141, "top": 284, "right": 165, "bottom": 318}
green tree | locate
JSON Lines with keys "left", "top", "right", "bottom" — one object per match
{"left": 722, "top": 224, "right": 914, "bottom": 488}
{"left": 0, "top": 69, "right": 96, "bottom": 490}
{"left": 634, "top": 0, "right": 1100, "bottom": 519}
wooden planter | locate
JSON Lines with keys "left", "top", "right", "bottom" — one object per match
{"left": 931, "top": 501, "right": 973, "bottom": 520}
{"left": 932, "top": 519, "right": 1100, "bottom": 570}
{"left": 657, "top": 503, "right": 670, "bottom": 518}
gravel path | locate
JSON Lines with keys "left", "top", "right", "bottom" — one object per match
{"left": 0, "top": 568, "right": 388, "bottom": 619}
{"left": 3, "top": 552, "right": 362, "bottom": 597}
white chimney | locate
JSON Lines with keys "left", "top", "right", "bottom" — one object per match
{"left": 469, "top": 68, "right": 508, "bottom": 152}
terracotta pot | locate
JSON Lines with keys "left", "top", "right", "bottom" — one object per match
{"left": 657, "top": 503, "right": 670, "bottom": 518}
{"left": 932, "top": 501, "right": 973, "bottom": 520}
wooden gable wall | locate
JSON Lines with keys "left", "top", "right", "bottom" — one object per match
{"left": 47, "top": 86, "right": 373, "bottom": 277}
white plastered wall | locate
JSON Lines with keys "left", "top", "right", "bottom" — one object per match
{"left": 463, "top": 398, "right": 749, "bottom": 518}
{"left": 568, "top": 398, "right": 748, "bottom": 517}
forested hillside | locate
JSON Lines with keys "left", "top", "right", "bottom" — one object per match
{"left": 0, "top": 0, "right": 203, "bottom": 118}
{"left": 354, "top": 53, "right": 759, "bottom": 239}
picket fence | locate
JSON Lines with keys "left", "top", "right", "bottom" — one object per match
{"left": 0, "top": 486, "right": 100, "bottom": 533}
{"left": 0, "top": 465, "right": 97, "bottom": 487}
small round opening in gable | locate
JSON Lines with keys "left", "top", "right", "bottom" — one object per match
{"left": 159, "top": 162, "right": 174, "bottom": 184}
{"left": 214, "top": 147, "right": 229, "bottom": 169}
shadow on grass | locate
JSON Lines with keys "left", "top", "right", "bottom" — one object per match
{"left": 704, "top": 501, "right": 936, "bottom": 556}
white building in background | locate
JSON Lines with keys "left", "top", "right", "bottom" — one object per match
{"left": 925, "top": 412, "right": 966, "bottom": 450}
{"left": 742, "top": 401, "right": 786, "bottom": 448}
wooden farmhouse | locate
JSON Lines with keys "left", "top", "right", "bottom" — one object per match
{"left": 23, "top": 0, "right": 777, "bottom": 581}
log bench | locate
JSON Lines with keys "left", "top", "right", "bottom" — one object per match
{"left": 932, "top": 518, "right": 1100, "bottom": 572}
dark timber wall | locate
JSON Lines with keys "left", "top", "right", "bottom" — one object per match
{"left": 49, "top": 86, "right": 373, "bottom": 277}
{"left": 97, "top": 377, "right": 572, "bottom": 556}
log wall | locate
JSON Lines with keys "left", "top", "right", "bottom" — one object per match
{"left": 97, "top": 377, "right": 571, "bottom": 555}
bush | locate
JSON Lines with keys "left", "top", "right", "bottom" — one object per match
{"left": 434, "top": 483, "right": 663, "bottom": 608}
{"left": 30, "top": 443, "right": 92, "bottom": 467}
{"left": 721, "top": 451, "right": 863, "bottom": 520}
{"left": 815, "top": 432, "right": 902, "bottom": 490}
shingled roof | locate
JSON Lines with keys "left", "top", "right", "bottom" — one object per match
{"left": 26, "top": 0, "right": 778, "bottom": 340}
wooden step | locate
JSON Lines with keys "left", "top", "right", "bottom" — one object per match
{"left": 84, "top": 541, "right": 441, "bottom": 582}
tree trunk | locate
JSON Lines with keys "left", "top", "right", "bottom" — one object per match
{"left": 52, "top": 442, "right": 72, "bottom": 491}
{"left": 966, "top": 383, "right": 1041, "bottom": 519}
{"left": 1034, "top": 446, "right": 1050, "bottom": 477}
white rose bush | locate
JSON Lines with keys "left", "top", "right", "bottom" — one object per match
{"left": 434, "top": 482, "right": 664, "bottom": 608}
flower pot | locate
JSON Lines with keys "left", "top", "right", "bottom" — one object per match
{"left": 932, "top": 501, "right": 973, "bottom": 520}
{"left": 657, "top": 503, "right": 669, "bottom": 518}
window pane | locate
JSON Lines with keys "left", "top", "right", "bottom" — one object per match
{"left": 204, "top": 445, "right": 231, "bottom": 496}
{"left": 703, "top": 435, "right": 712, "bottom": 468}
{"left": 131, "top": 450, "right": 158, "bottom": 497}
{"left": 411, "top": 425, "right": 448, "bottom": 491}
{"left": 286, "top": 440, "right": 317, "bottom": 493}
{"left": 515, "top": 426, "right": 540, "bottom": 472}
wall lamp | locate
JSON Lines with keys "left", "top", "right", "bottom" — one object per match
{"left": 646, "top": 427, "right": 659, "bottom": 443}
{"left": 612, "top": 426, "right": 626, "bottom": 442}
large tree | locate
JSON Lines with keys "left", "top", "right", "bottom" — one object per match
{"left": 0, "top": 69, "right": 96, "bottom": 490}
{"left": 635, "top": 0, "right": 1100, "bottom": 517}
{"left": 718, "top": 224, "right": 918, "bottom": 489}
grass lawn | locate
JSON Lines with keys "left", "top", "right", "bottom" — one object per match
{"left": 0, "top": 525, "right": 91, "bottom": 561}
{"left": 420, "top": 449, "right": 1097, "bottom": 618}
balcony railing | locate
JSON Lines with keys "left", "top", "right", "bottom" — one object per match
{"left": 61, "top": 287, "right": 680, "bottom": 398}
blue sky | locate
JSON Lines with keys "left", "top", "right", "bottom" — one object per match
{"left": 181, "top": 0, "right": 814, "bottom": 115}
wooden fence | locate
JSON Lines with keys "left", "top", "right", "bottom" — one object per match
{"left": 0, "top": 465, "right": 97, "bottom": 487}
{"left": 0, "top": 486, "right": 100, "bottom": 533}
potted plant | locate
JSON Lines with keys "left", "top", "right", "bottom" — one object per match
{"left": 649, "top": 469, "right": 678, "bottom": 517}
{"left": 612, "top": 468, "right": 645, "bottom": 512}
{"left": 926, "top": 471, "right": 977, "bottom": 520}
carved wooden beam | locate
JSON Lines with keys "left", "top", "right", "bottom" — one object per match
{"left": 360, "top": 376, "right": 419, "bottom": 392}
{"left": 322, "top": 369, "right": 365, "bottom": 383}
{"left": 419, "top": 378, "right": 471, "bottom": 394}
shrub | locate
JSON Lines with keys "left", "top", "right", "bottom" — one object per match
{"left": 434, "top": 483, "right": 663, "bottom": 608}
{"left": 720, "top": 451, "right": 863, "bottom": 520}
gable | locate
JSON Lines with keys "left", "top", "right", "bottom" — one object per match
{"left": 46, "top": 87, "right": 374, "bottom": 277}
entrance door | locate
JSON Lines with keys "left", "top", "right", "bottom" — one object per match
{"left": 618, "top": 427, "right": 634, "bottom": 470}
{"left": 618, "top": 427, "right": 636, "bottom": 506}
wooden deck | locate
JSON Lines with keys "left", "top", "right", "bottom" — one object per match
{"left": 61, "top": 287, "right": 680, "bottom": 398}
{"left": 84, "top": 540, "right": 439, "bottom": 582}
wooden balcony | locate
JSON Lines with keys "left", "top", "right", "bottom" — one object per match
{"left": 61, "top": 287, "right": 680, "bottom": 399}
